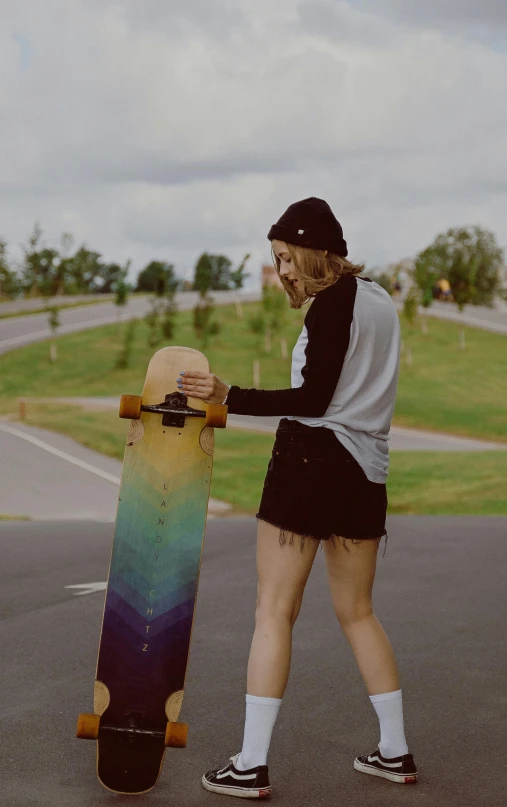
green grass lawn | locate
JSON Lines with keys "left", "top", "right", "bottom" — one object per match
{"left": 8, "top": 404, "right": 507, "bottom": 516}
{"left": 0, "top": 301, "right": 506, "bottom": 442}
{"left": 0, "top": 303, "right": 303, "bottom": 398}
{"left": 394, "top": 315, "right": 507, "bottom": 442}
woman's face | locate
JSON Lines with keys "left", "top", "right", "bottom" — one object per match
{"left": 271, "top": 239, "right": 305, "bottom": 296}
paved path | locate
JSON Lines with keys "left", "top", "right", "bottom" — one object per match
{"left": 394, "top": 297, "right": 507, "bottom": 335}
{"left": 0, "top": 421, "right": 230, "bottom": 520}
{"left": 0, "top": 290, "right": 260, "bottom": 356}
{"left": 0, "top": 293, "right": 114, "bottom": 316}
{"left": 0, "top": 516, "right": 505, "bottom": 806}
{"left": 26, "top": 398, "right": 507, "bottom": 451}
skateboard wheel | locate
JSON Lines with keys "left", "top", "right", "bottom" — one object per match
{"left": 119, "top": 394, "right": 142, "bottom": 420}
{"left": 165, "top": 721, "right": 188, "bottom": 748}
{"left": 76, "top": 713, "right": 100, "bottom": 740}
{"left": 205, "top": 403, "right": 227, "bottom": 429}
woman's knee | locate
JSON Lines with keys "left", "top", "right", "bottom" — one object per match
{"left": 323, "top": 536, "right": 378, "bottom": 626}
{"left": 255, "top": 585, "right": 303, "bottom": 627}
{"left": 254, "top": 521, "right": 319, "bottom": 627}
{"left": 334, "top": 599, "right": 374, "bottom": 629}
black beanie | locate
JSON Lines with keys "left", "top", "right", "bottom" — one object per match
{"left": 267, "top": 197, "right": 348, "bottom": 257}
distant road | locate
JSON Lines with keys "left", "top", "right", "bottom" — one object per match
{"left": 394, "top": 297, "right": 507, "bottom": 335}
{"left": 0, "top": 293, "right": 114, "bottom": 316}
{"left": 0, "top": 290, "right": 260, "bottom": 356}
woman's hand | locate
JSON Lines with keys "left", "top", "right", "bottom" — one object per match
{"left": 177, "top": 370, "right": 230, "bottom": 404}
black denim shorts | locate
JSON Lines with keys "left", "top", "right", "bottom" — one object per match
{"left": 256, "top": 418, "right": 389, "bottom": 556}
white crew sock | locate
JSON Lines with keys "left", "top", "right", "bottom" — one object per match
{"left": 369, "top": 688, "right": 409, "bottom": 758}
{"left": 235, "top": 694, "right": 282, "bottom": 771}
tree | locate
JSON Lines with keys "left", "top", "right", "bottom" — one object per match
{"left": 192, "top": 293, "right": 220, "bottom": 348}
{"left": 114, "top": 261, "right": 131, "bottom": 324}
{"left": 55, "top": 232, "right": 76, "bottom": 294}
{"left": 411, "top": 251, "right": 442, "bottom": 309}
{"left": 20, "top": 225, "right": 64, "bottom": 297}
{"left": 191, "top": 253, "right": 225, "bottom": 346}
{"left": 136, "top": 261, "right": 179, "bottom": 294}
{"left": 21, "top": 223, "right": 44, "bottom": 296}
{"left": 47, "top": 305, "right": 60, "bottom": 362}
{"left": 192, "top": 253, "right": 234, "bottom": 294}
{"left": 145, "top": 299, "right": 163, "bottom": 347}
{"left": 95, "top": 262, "right": 127, "bottom": 294}
{"left": 161, "top": 292, "right": 178, "bottom": 340}
{"left": 0, "top": 240, "right": 20, "bottom": 299}
{"left": 115, "top": 318, "right": 138, "bottom": 370}
{"left": 261, "top": 284, "right": 288, "bottom": 352}
{"left": 143, "top": 263, "right": 179, "bottom": 347}
{"left": 230, "top": 252, "right": 251, "bottom": 319}
{"left": 67, "top": 246, "right": 104, "bottom": 294}
{"left": 366, "top": 267, "right": 393, "bottom": 296}
{"left": 413, "top": 225, "right": 505, "bottom": 349}
{"left": 414, "top": 225, "right": 504, "bottom": 311}
{"left": 20, "top": 226, "right": 77, "bottom": 296}
{"left": 230, "top": 253, "right": 251, "bottom": 290}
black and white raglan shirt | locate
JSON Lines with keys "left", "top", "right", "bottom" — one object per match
{"left": 225, "top": 275, "right": 401, "bottom": 484}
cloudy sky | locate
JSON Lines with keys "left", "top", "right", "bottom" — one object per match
{"left": 1, "top": 0, "right": 506, "bottom": 288}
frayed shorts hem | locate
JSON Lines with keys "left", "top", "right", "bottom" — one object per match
{"left": 255, "top": 514, "right": 389, "bottom": 557}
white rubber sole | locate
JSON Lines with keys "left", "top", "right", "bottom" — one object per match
{"left": 202, "top": 776, "right": 272, "bottom": 798}
{"left": 353, "top": 758, "right": 418, "bottom": 784}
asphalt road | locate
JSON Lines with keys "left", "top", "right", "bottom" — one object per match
{"left": 1, "top": 516, "right": 505, "bottom": 807}
{"left": 0, "top": 421, "right": 231, "bottom": 520}
{"left": 0, "top": 294, "right": 114, "bottom": 316}
{"left": 0, "top": 290, "right": 260, "bottom": 356}
{"left": 401, "top": 297, "right": 507, "bottom": 334}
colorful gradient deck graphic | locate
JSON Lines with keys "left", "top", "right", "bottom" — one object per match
{"left": 94, "top": 347, "right": 213, "bottom": 794}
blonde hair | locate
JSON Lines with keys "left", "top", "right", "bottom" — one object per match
{"left": 271, "top": 243, "right": 365, "bottom": 309}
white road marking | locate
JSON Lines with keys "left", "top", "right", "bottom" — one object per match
{"left": 65, "top": 582, "right": 107, "bottom": 596}
{"left": 0, "top": 424, "right": 121, "bottom": 485}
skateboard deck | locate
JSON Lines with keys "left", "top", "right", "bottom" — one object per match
{"left": 76, "top": 346, "right": 227, "bottom": 794}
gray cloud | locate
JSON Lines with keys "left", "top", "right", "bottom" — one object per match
{"left": 296, "top": 1, "right": 400, "bottom": 45}
{"left": 354, "top": 0, "right": 507, "bottom": 42}
{"left": 356, "top": 0, "right": 507, "bottom": 24}
{"left": 88, "top": 0, "right": 247, "bottom": 41}
{"left": 0, "top": 0, "right": 506, "bottom": 284}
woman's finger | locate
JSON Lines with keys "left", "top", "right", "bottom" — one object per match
{"left": 180, "top": 370, "right": 212, "bottom": 380}
{"left": 180, "top": 387, "right": 213, "bottom": 397}
{"left": 179, "top": 381, "right": 211, "bottom": 392}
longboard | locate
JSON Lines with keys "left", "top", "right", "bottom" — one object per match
{"left": 76, "top": 346, "right": 227, "bottom": 794}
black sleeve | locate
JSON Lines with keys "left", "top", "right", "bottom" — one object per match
{"left": 225, "top": 276, "right": 357, "bottom": 417}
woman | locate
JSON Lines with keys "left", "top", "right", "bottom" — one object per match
{"left": 178, "top": 197, "right": 418, "bottom": 798}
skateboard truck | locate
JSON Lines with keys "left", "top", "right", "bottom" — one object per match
{"left": 97, "top": 710, "right": 165, "bottom": 742}
{"left": 119, "top": 391, "right": 227, "bottom": 429}
{"left": 141, "top": 392, "right": 207, "bottom": 428}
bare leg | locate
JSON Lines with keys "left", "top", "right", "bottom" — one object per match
{"left": 322, "top": 536, "right": 401, "bottom": 695}
{"left": 246, "top": 520, "right": 320, "bottom": 698}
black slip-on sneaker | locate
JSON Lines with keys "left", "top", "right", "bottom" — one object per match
{"left": 202, "top": 752, "right": 272, "bottom": 798}
{"left": 354, "top": 747, "right": 418, "bottom": 783}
